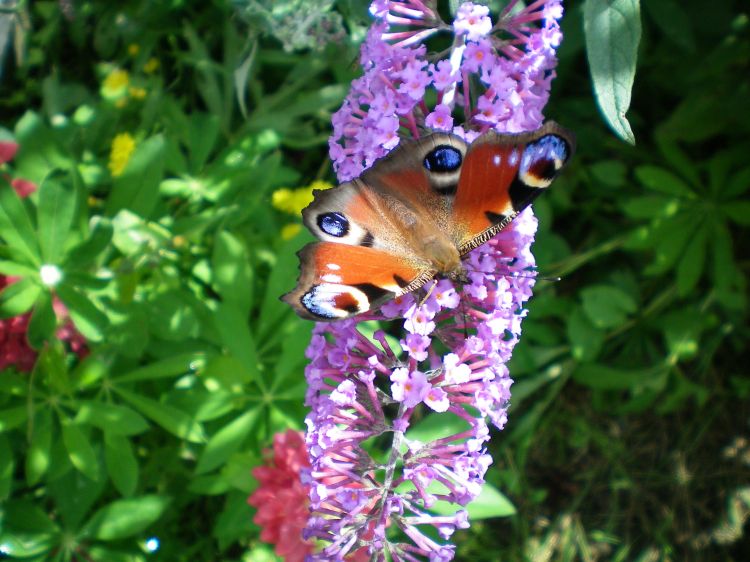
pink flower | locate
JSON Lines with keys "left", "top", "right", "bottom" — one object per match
{"left": 10, "top": 178, "right": 37, "bottom": 198}
{"left": 248, "top": 430, "right": 314, "bottom": 562}
{"left": 0, "top": 141, "right": 19, "bottom": 164}
{"left": 0, "top": 276, "right": 88, "bottom": 372}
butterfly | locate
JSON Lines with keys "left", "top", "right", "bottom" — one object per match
{"left": 282, "top": 122, "right": 575, "bottom": 321}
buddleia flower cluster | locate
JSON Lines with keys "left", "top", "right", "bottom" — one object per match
{"left": 302, "top": 1, "right": 565, "bottom": 559}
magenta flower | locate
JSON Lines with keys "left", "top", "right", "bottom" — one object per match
{"left": 304, "top": 0, "right": 567, "bottom": 559}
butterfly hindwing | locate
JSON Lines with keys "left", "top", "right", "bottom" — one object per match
{"left": 282, "top": 242, "right": 434, "bottom": 320}
{"left": 451, "top": 122, "right": 575, "bottom": 253}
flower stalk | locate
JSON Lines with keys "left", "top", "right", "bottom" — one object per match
{"left": 302, "top": 1, "right": 566, "bottom": 558}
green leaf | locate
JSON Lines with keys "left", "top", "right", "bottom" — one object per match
{"left": 634, "top": 165, "right": 694, "bottom": 197}
{"left": 147, "top": 289, "right": 200, "bottom": 341}
{"left": 676, "top": 224, "right": 708, "bottom": 295}
{"left": 573, "top": 363, "right": 667, "bottom": 390}
{"left": 642, "top": 0, "right": 695, "bottom": 52}
{"left": 584, "top": 0, "right": 641, "bottom": 144}
{"left": 114, "top": 351, "right": 206, "bottom": 383}
{"left": 214, "top": 302, "right": 260, "bottom": 383}
{"left": 445, "top": 482, "right": 516, "bottom": 519}
{"left": 566, "top": 308, "right": 605, "bottom": 362}
{"left": 83, "top": 495, "right": 170, "bottom": 540}
{"left": 56, "top": 284, "right": 108, "bottom": 342}
{"left": 0, "top": 179, "right": 41, "bottom": 265}
{"left": 0, "top": 276, "right": 41, "bottom": 318}
{"left": 104, "top": 433, "right": 138, "bottom": 497}
{"left": 25, "top": 409, "right": 53, "bottom": 486}
{"left": 0, "top": 406, "right": 29, "bottom": 432}
{"left": 196, "top": 409, "right": 259, "bottom": 474}
{"left": 580, "top": 285, "right": 637, "bottom": 329}
{"left": 27, "top": 290, "right": 56, "bottom": 349}
{"left": 722, "top": 201, "right": 750, "bottom": 226}
{"left": 13, "top": 111, "right": 71, "bottom": 183}
{"left": 588, "top": 160, "right": 627, "bottom": 187}
{"left": 75, "top": 401, "right": 149, "bottom": 436}
{"left": 0, "top": 434, "right": 13, "bottom": 500}
{"left": 406, "top": 411, "right": 471, "bottom": 445}
{"left": 62, "top": 422, "right": 100, "bottom": 481}
{"left": 65, "top": 216, "right": 113, "bottom": 268}
{"left": 212, "top": 230, "right": 254, "bottom": 314}
{"left": 36, "top": 175, "right": 76, "bottom": 263}
{"left": 188, "top": 112, "right": 221, "bottom": 172}
{"left": 105, "top": 135, "right": 166, "bottom": 218}
{"left": 113, "top": 387, "right": 206, "bottom": 443}
{"left": 622, "top": 195, "right": 674, "bottom": 219}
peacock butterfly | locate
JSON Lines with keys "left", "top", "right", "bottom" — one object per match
{"left": 283, "top": 121, "right": 575, "bottom": 321}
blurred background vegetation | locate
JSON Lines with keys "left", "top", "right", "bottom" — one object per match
{"left": 0, "top": 0, "right": 748, "bottom": 561}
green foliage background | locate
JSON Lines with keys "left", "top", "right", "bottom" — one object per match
{"left": 0, "top": 1, "right": 748, "bottom": 561}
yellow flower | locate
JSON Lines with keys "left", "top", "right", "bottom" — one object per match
{"left": 128, "top": 44, "right": 140, "bottom": 56}
{"left": 281, "top": 223, "right": 302, "bottom": 240}
{"left": 129, "top": 86, "right": 147, "bottom": 100}
{"left": 108, "top": 133, "right": 136, "bottom": 177}
{"left": 271, "top": 180, "right": 333, "bottom": 215}
{"left": 102, "top": 68, "right": 130, "bottom": 99}
{"left": 143, "top": 57, "right": 160, "bottom": 74}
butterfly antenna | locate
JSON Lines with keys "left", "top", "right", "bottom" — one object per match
{"left": 418, "top": 280, "right": 439, "bottom": 308}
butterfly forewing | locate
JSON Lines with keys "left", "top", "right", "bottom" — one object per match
{"left": 451, "top": 122, "right": 575, "bottom": 253}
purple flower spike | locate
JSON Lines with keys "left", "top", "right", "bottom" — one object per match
{"left": 304, "top": 1, "right": 566, "bottom": 559}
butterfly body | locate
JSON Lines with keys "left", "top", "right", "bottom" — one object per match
{"left": 284, "top": 122, "right": 575, "bottom": 321}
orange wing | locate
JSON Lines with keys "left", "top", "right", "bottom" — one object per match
{"left": 282, "top": 242, "right": 434, "bottom": 321}
{"left": 451, "top": 122, "right": 575, "bottom": 253}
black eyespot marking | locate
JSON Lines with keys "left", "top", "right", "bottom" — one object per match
{"left": 424, "top": 146, "right": 462, "bottom": 173}
{"left": 361, "top": 232, "right": 375, "bottom": 248}
{"left": 317, "top": 212, "right": 349, "bottom": 238}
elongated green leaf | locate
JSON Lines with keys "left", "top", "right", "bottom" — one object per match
{"left": 104, "top": 433, "right": 138, "bottom": 497}
{"left": 114, "top": 351, "right": 206, "bottom": 383}
{"left": 0, "top": 406, "right": 29, "bottom": 432}
{"left": 566, "top": 308, "right": 605, "bottom": 362}
{"left": 113, "top": 387, "right": 206, "bottom": 443}
{"left": 25, "top": 410, "right": 53, "bottom": 486}
{"left": 105, "top": 135, "right": 166, "bottom": 218}
{"left": 56, "top": 284, "right": 108, "bottom": 342}
{"left": 65, "top": 216, "right": 113, "bottom": 268}
{"left": 573, "top": 363, "right": 667, "bottom": 390}
{"left": 196, "top": 409, "right": 259, "bottom": 474}
{"left": 13, "top": 111, "right": 71, "bottom": 183}
{"left": 0, "top": 260, "right": 37, "bottom": 277}
{"left": 580, "top": 285, "right": 637, "bottom": 329}
{"left": 676, "top": 224, "right": 708, "bottom": 295}
{"left": 0, "top": 434, "right": 13, "bottom": 500}
{"left": 214, "top": 302, "right": 260, "bottom": 382}
{"left": 0, "top": 276, "right": 41, "bottom": 318}
{"left": 0, "top": 180, "right": 41, "bottom": 265}
{"left": 75, "top": 401, "right": 149, "bottom": 436}
{"left": 62, "top": 422, "right": 100, "bottom": 481}
{"left": 37, "top": 175, "right": 76, "bottom": 263}
{"left": 212, "top": 230, "right": 253, "bottom": 314}
{"left": 634, "top": 165, "right": 693, "bottom": 197}
{"left": 27, "top": 290, "right": 56, "bottom": 349}
{"left": 83, "top": 495, "right": 170, "bottom": 540}
{"left": 584, "top": 0, "right": 641, "bottom": 144}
